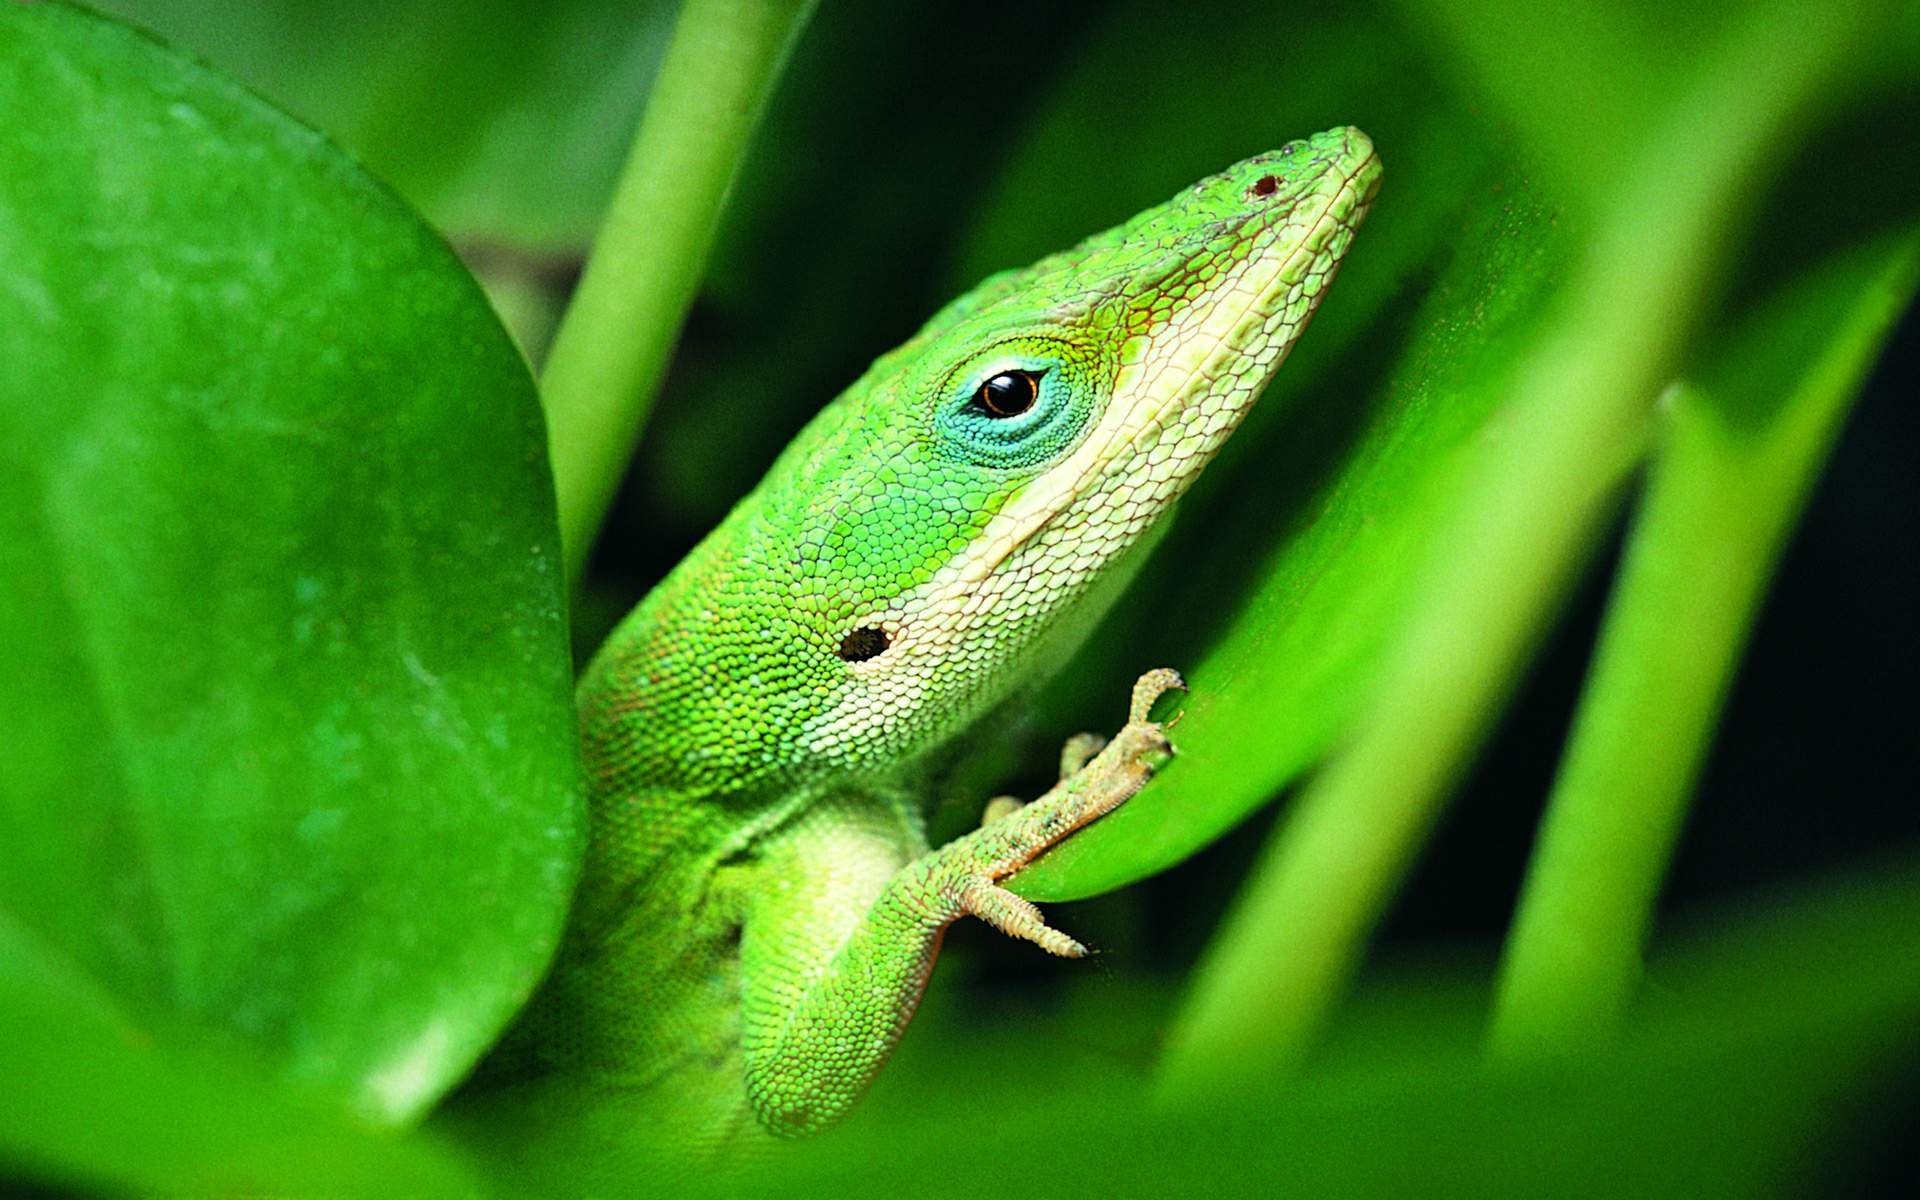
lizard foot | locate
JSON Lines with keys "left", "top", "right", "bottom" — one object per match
{"left": 977, "top": 669, "right": 1182, "bottom": 829}
{"left": 927, "top": 669, "right": 1186, "bottom": 954}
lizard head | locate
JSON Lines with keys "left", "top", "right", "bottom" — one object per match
{"left": 788, "top": 126, "right": 1382, "bottom": 771}
{"left": 587, "top": 128, "right": 1380, "bottom": 794}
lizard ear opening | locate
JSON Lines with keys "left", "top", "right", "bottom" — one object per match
{"left": 837, "top": 625, "right": 892, "bottom": 662}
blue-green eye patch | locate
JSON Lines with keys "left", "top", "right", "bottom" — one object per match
{"left": 931, "top": 339, "right": 1106, "bottom": 472}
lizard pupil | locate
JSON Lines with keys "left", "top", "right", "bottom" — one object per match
{"left": 837, "top": 625, "right": 891, "bottom": 662}
{"left": 974, "top": 370, "right": 1039, "bottom": 418}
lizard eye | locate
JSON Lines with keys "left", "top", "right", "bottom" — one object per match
{"left": 972, "top": 370, "right": 1040, "bottom": 418}
{"left": 932, "top": 345, "right": 1100, "bottom": 472}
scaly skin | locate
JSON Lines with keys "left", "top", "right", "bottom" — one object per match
{"left": 500, "top": 127, "right": 1381, "bottom": 1151}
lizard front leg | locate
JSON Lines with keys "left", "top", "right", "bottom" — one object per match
{"left": 738, "top": 669, "right": 1183, "bottom": 1137}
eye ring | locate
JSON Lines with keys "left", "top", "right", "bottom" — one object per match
{"left": 971, "top": 369, "right": 1042, "bottom": 418}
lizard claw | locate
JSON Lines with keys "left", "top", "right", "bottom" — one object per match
{"left": 1130, "top": 667, "right": 1187, "bottom": 726}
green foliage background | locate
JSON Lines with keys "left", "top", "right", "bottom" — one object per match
{"left": 2, "top": 0, "right": 1916, "bottom": 1195}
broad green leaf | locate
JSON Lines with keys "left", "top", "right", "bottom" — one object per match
{"left": 0, "top": 0, "right": 581, "bottom": 1138}
{"left": 1007, "top": 0, "right": 1919, "bottom": 903}
{"left": 984, "top": 0, "right": 1571, "bottom": 900}
{"left": 1154, "top": 0, "right": 1914, "bottom": 1089}
{"left": 0, "top": 919, "right": 478, "bottom": 1197}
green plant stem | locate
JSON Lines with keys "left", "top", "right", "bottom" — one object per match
{"left": 1155, "top": 0, "right": 1877, "bottom": 1100}
{"left": 1487, "top": 233, "right": 1920, "bottom": 1062}
{"left": 541, "top": 0, "right": 818, "bottom": 589}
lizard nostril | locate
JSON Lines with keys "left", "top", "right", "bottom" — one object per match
{"left": 1249, "top": 174, "right": 1281, "bottom": 199}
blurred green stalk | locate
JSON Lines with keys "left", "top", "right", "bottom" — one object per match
{"left": 1489, "top": 232, "right": 1920, "bottom": 1062}
{"left": 541, "top": 0, "right": 818, "bottom": 589}
{"left": 1156, "top": 0, "right": 1880, "bottom": 1099}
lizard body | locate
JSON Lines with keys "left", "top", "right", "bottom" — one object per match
{"left": 507, "top": 127, "right": 1381, "bottom": 1150}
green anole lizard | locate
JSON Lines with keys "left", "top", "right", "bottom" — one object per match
{"left": 502, "top": 127, "right": 1380, "bottom": 1152}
